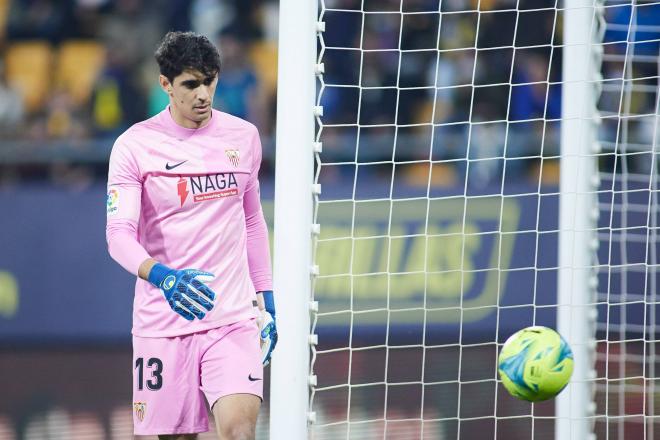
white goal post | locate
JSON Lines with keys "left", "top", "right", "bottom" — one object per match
{"left": 272, "top": 1, "right": 660, "bottom": 439}
{"left": 270, "top": 0, "right": 317, "bottom": 439}
{"left": 557, "top": 1, "right": 602, "bottom": 439}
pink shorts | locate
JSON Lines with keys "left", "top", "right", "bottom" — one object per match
{"left": 131, "top": 318, "right": 262, "bottom": 435}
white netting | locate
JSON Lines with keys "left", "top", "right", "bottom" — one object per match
{"left": 595, "top": 1, "right": 660, "bottom": 439}
{"left": 308, "top": 1, "right": 659, "bottom": 439}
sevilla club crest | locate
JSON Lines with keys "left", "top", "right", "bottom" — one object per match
{"left": 134, "top": 402, "right": 146, "bottom": 422}
{"left": 225, "top": 149, "right": 240, "bottom": 167}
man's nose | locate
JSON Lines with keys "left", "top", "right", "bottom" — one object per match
{"left": 197, "top": 86, "right": 211, "bottom": 102}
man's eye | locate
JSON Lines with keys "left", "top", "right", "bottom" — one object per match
{"left": 204, "top": 78, "right": 214, "bottom": 85}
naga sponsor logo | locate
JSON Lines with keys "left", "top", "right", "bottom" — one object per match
{"left": 177, "top": 178, "right": 189, "bottom": 206}
{"left": 177, "top": 173, "right": 239, "bottom": 206}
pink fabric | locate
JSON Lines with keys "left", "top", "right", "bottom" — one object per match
{"left": 244, "top": 201, "right": 272, "bottom": 292}
{"left": 106, "top": 108, "right": 273, "bottom": 337}
{"left": 132, "top": 319, "right": 262, "bottom": 435}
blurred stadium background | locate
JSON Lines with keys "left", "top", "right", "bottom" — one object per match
{"left": 0, "top": 2, "right": 280, "bottom": 438}
{"left": 0, "top": 0, "right": 659, "bottom": 439}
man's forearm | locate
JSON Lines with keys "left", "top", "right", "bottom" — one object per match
{"left": 106, "top": 220, "right": 152, "bottom": 276}
{"left": 256, "top": 291, "right": 265, "bottom": 310}
{"left": 138, "top": 258, "right": 158, "bottom": 281}
{"left": 244, "top": 205, "right": 273, "bottom": 292}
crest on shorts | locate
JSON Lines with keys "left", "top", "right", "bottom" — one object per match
{"left": 225, "top": 149, "right": 240, "bottom": 167}
{"left": 133, "top": 402, "right": 146, "bottom": 422}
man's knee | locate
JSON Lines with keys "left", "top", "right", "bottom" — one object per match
{"left": 158, "top": 435, "right": 198, "bottom": 440}
{"left": 219, "top": 418, "right": 255, "bottom": 440}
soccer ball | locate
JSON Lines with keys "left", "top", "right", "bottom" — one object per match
{"left": 498, "top": 326, "right": 574, "bottom": 402}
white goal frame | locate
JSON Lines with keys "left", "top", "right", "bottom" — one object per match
{"left": 272, "top": 1, "right": 606, "bottom": 439}
{"left": 557, "top": 1, "right": 603, "bottom": 439}
{"left": 270, "top": 0, "right": 317, "bottom": 439}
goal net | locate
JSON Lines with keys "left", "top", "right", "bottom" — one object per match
{"left": 595, "top": 1, "right": 660, "bottom": 439}
{"left": 303, "top": 1, "right": 660, "bottom": 439}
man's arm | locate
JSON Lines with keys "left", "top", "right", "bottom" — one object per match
{"left": 243, "top": 127, "right": 273, "bottom": 294}
{"left": 244, "top": 127, "right": 276, "bottom": 364}
{"left": 106, "top": 136, "right": 152, "bottom": 276}
{"left": 138, "top": 258, "right": 158, "bottom": 281}
{"left": 106, "top": 138, "right": 216, "bottom": 320}
{"left": 255, "top": 290, "right": 265, "bottom": 310}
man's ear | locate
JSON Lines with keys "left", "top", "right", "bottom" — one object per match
{"left": 159, "top": 74, "right": 173, "bottom": 96}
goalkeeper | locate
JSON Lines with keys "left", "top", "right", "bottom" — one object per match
{"left": 106, "top": 31, "right": 276, "bottom": 439}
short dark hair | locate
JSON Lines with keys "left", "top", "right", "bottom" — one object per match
{"left": 154, "top": 31, "right": 221, "bottom": 83}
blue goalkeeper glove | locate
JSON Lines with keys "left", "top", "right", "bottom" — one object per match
{"left": 259, "top": 290, "right": 278, "bottom": 366}
{"left": 148, "top": 263, "right": 216, "bottom": 321}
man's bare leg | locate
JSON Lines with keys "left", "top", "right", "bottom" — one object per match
{"left": 212, "top": 393, "right": 261, "bottom": 440}
{"left": 158, "top": 435, "right": 198, "bottom": 440}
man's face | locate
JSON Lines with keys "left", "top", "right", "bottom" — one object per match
{"left": 162, "top": 69, "right": 218, "bottom": 125}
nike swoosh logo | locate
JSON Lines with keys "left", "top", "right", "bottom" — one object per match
{"left": 248, "top": 374, "right": 262, "bottom": 382}
{"left": 165, "top": 160, "right": 187, "bottom": 170}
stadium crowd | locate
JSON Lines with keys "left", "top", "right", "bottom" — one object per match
{"left": 0, "top": 0, "right": 658, "bottom": 187}
{"left": 0, "top": 0, "right": 277, "bottom": 137}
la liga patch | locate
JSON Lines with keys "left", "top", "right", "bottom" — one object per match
{"left": 106, "top": 188, "right": 120, "bottom": 216}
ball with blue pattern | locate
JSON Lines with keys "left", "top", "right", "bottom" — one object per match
{"left": 498, "top": 326, "right": 574, "bottom": 402}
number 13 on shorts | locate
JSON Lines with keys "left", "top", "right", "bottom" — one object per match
{"left": 135, "top": 357, "right": 163, "bottom": 390}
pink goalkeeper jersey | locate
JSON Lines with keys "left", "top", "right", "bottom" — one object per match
{"left": 106, "top": 108, "right": 272, "bottom": 337}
